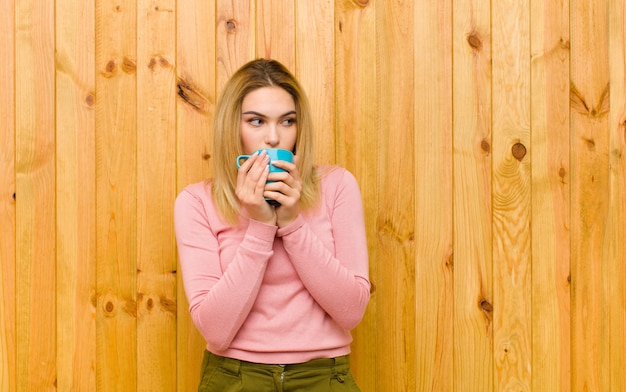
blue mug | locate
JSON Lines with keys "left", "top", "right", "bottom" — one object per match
{"left": 236, "top": 148, "right": 294, "bottom": 206}
{"left": 236, "top": 148, "right": 294, "bottom": 173}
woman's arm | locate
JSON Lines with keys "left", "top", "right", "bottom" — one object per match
{"left": 278, "top": 169, "right": 370, "bottom": 330}
{"left": 174, "top": 188, "right": 276, "bottom": 351}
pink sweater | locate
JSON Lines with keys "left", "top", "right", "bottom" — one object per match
{"left": 174, "top": 166, "right": 370, "bottom": 364}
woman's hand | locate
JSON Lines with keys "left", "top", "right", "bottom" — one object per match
{"left": 264, "top": 156, "right": 302, "bottom": 227}
{"left": 235, "top": 151, "right": 277, "bottom": 225}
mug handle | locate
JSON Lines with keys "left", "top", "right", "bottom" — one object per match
{"left": 236, "top": 155, "right": 251, "bottom": 168}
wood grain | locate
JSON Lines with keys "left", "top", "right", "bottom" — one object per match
{"left": 530, "top": 1, "right": 571, "bottom": 390}
{"left": 334, "top": 0, "right": 377, "bottom": 389}
{"left": 176, "top": 1, "right": 215, "bottom": 390}
{"left": 15, "top": 0, "right": 57, "bottom": 390}
{"left": 414, "top": 1, "right": 454, "bottom": 391}
{"left": 136, "top": 1, "right": 177, "bottom": 390}
{"left": 295, "top": 0, "right": 335, "bottom": 165}
{"left": 216, "top": 0, "right": 255, "bottom": 89}
{"left": 374, "top": 1, "right": 416, "bottom": 390}
{"left": 606, "top": 0, "right": 626, "bottom": 389}
{"left": 452, "top": 0, "right": 493, "bottom": 390}
{"left": 0, "top": 0, "right": 16, "bottom": 390}
{"left": 256, "top": 0, "right": 295, "bottom": 71}
{"left": 570, "top": 0, "right": 610, "bottom": 390}
{"left": 55, "top": 0, "right": 97, "bottom": 390}
{"left": 95, "top": 1, "right": 138, "bottom": 390}
{"left": 491, "top": 0, "right": 532, "bottom": 390}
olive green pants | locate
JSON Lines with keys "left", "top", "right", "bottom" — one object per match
{"left": 198, "top": 350, "right": 362, "bottom": 392}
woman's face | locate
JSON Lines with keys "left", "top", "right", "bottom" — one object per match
{"left": 240, "top": 86, "right": 298, "bottom": 154}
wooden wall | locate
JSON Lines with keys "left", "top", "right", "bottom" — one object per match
{"left": 1, "top": 0, "right": 625, "bottom": 391}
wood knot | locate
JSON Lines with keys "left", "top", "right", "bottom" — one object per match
{"left": 512, "top": 142, "right": 526, "bottom": 161}
{"left": 124, "top": 299, "right": 137, "bottom": 317}
{"left": 584, "top": 138, "right": 595, "bottom": 150}
{"left": 445, "top": 253, "right": 453, "bottom": 269}
{"left": 559, "top": 167, "right": 566, "bottom": 178}
{"left": 160, "top": 297, "right": 177, "bottom": 315}
{"left": 479, "top": 299, "right": 493, "bottom": 313}
{"left": 104, "top": 301, "right": 115, "bottom": 314}
{"left": 158, "top": 57, "right": 170, "bottom": 67}
{"left": 121, "top": 57, "right": 137, "bottom": 74}
{"left": 102, "top": 60, "right": 116, "bottom": 77}
{"left": 481, "top": 139, "right": 491, "bottom": 153}
{"left": 570, "top": 82, "right": 609, "bottom": 118}
{"left": 202, "top": 153, "right": 211, "bottom": 160}
{"left": 146, "top": 297, "right": 154, "bottom": 311}
{"left": 149, "top": 56, "right": 171, "bottom": 71}
{"left": 352, "top": 0, "right": 370, "bottom": 7}
{"left": 177, "top": 77, "right": 210, "bottom": 113}
{"left": 85, "top": 93, "right": 95, "bottom": 107}
{"left": 226, "top": 19, "right": 237, "bottom": 32}
{"left": 467, "top": 33, "right": 483, "bottom": 51}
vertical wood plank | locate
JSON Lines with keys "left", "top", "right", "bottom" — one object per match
{"left": 570, "top": 0, "right": 610, "bottom": 389}
{"left": 414, "top": 1, "right": 454, "bottom": 390}
{"left": 95, "top": 1, "right": 138, "bottom": 390}
{"left": 136, "top": 1, "right": 177, "bottom": 390}
{"left": 295, "top": 0, "right": 335, "bottom": 165}
{"left": 256, "top": 0, "right": 294, "bottom": 70}
{"left": 452, "top": 0, "right": 493, "bottom": 389}
{"left": 374, "top": 0, "right": 416, "bottom": 390}
{"left": 334, "top": 0, "right": 377, "bottom": 388}
{"left": 606, "top": 0, "right": 626, "bottom": 389}
{"left": 0, "top": 0, "right": 16, "bottom": 390}
{"left": 530, "top": 0, "right": 571, "bottom": 390}
{"left": 491, "top": 0, "right": 532, "bottom": 390}
{"left": 176, "top": 0, "right": 215, "bottom": 390}
{"left": 15, "top": 0, "right": 57, "bottom": 390}
{"left": 56, "top": 0, "right": 97, "bottom": 390}
{"left": 216, "top": 0, "right": 255, "bottom": 90}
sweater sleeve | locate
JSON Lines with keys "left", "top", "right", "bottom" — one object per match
{"left": 277, "top": 169, "right": 370, "bottom": 330}
{"left": 174, "top": 187, "right": 277, "bottom": 351}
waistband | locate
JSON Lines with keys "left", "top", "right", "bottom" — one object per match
{"left": 206, "top": 351, "right": 350, "bottom": 373}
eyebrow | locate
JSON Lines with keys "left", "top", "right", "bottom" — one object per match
{"left": 241, "top": 110, "right": 297, "bottom": 117}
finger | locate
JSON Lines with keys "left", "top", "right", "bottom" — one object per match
{"left": 238, "top": 152, "right": 268, "bottom": 183}
{"left": 237, "top": 151, "right": 260, "bottom": 172}
{"left": 264, "top": 176, "right": 301, "bottom": 200}
{"left": 255, "top": 165, "right": 270, "bottom": 194}
{"left": 269, "top": 159, "right": 296, "bottom": 173}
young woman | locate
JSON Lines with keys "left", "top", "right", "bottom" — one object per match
{"left": 174, "top": 58, "right": 370, "bottom": 391}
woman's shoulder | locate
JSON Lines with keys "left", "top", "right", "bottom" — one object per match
{"left": 176, "top": 179, "right": 214, "bottom": 207}
{"left": 182, "top": 179, "right": 212, "bottom": 194}
{"left": 316, "top": 164, "right": 357, "bottom": 185}
{"left": 316, "top": 165, "right": 361, "bottom": 201}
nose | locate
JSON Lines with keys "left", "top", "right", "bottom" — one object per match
{"left": 265, "top": 123, "right": 279, "bottom": 147}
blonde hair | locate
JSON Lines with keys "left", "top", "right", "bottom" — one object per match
{"left": 211, "top": 58, "right": 320, "bottom": 223}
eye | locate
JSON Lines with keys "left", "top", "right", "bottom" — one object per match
{"left": 248, "top": 118, "right": 263, "bottom": 126}
{"left": 281, "top": 117, "right": 296, "bottom": 127}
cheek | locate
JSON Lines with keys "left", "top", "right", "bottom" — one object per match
{"left": 240, "top": 125, "right": 262, "bottom": 153}
{"left": 285, "top": 130, "right": 298, "bottom": 150}
{"left": 239, "top": 126, "right": 253, "bottom": 151}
